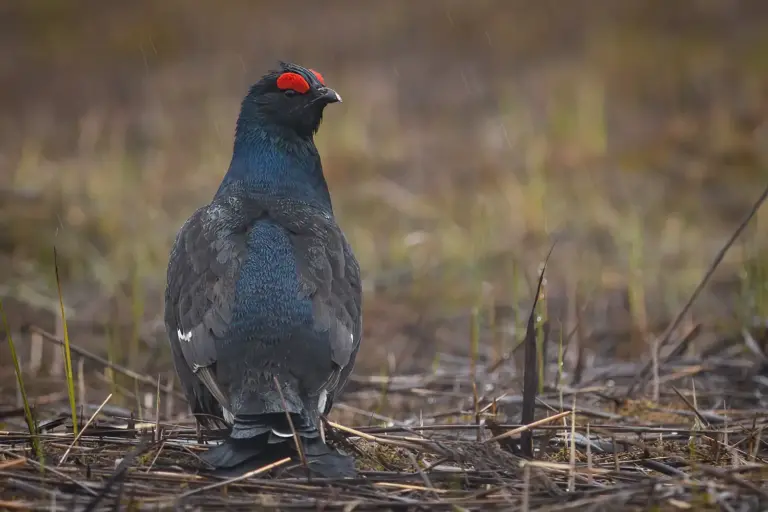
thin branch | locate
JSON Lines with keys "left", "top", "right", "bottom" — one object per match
{"left": 627, "top": 182, "right": 768, "bottom": 396}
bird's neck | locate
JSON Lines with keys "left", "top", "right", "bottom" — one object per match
{"left": 216, "top": 123, "right": 333, "bottom": 210}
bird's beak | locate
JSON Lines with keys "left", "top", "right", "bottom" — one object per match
{"left": 319, "top": 87, "right": 342, "bottom": 104}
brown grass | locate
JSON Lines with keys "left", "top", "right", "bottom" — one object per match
{"left": 1, "top": 320, "right": 767, "bottom": 510}
{"left": 2, "top": 1, "right": 768, "bottom": 509}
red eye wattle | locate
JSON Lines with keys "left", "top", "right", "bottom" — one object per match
{"left": 310, "top": 69, "right": 325, "bottom": 85}
{"left": 277, "top": 72, "right": 310, "bottom": 94}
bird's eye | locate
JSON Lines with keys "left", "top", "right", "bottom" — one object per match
{"left": 284, "top": 89, "right": 297, "bottom": 97}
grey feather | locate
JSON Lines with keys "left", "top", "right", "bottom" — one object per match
{"left": 165, "top": 192, "right": 362, "bottom": 426}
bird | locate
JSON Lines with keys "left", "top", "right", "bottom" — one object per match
{"left": 164, "top": 62, "right": 362, "bottom": 478}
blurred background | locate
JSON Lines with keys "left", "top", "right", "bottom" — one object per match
{"left": 1, "top": 0, "right": 767, "bottom": 414}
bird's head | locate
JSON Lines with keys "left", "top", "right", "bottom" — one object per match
{"left": 238, "top": 61, "right": 342, "bottom": 139}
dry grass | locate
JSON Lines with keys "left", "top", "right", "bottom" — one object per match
{"left": 2, "top": 1, "right": 768, "bottom": 510}
{"left": 2, "top": 224, "right": 768, "bottom": 509}
{"left": 1, "top": 318, "right": 767, "bottom": 510}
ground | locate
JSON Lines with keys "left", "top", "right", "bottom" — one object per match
{"left": 1, "top": 1, "right": 768, "bottom": 510}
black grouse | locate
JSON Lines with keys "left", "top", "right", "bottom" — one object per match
{"left": 164, "top": 62, "right": 362, "bottom": 478}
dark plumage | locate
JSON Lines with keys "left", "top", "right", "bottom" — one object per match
{"left": 164, "top": 62, "right": 361, "bottom": 478}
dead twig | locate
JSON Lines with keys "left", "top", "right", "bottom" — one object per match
{"left": 627, "top": 183, "right": 768, "bottom": 397}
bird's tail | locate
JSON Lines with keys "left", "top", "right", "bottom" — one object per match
{"left": 199, "top": 413, "right": 356, "bottom": 478}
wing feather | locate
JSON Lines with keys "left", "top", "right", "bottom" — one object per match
{"left": 164, "top": 199, "right": 253, "bottom": 426}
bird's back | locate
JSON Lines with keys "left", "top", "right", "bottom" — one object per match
{"left": 165, "top": 188, "right": 361, "bottom": 473}
{"left": 217, "top": 200, "right": 354, "bottom": 420}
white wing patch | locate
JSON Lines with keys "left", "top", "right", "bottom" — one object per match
{"left": 318, "top": 389, "right": 328, "bottom": 413}
{"left": 177, "top": 328, "right": 193, "bottom": 343}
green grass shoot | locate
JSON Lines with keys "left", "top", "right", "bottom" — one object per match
{"left": 0, "top": 299, "right": 44, "bottom": 468}
{"left": 54, "top": 246, "right": 79, "bottom": 436}
{"left": 130, "top": 254, "right": 145, "bottom": 368}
